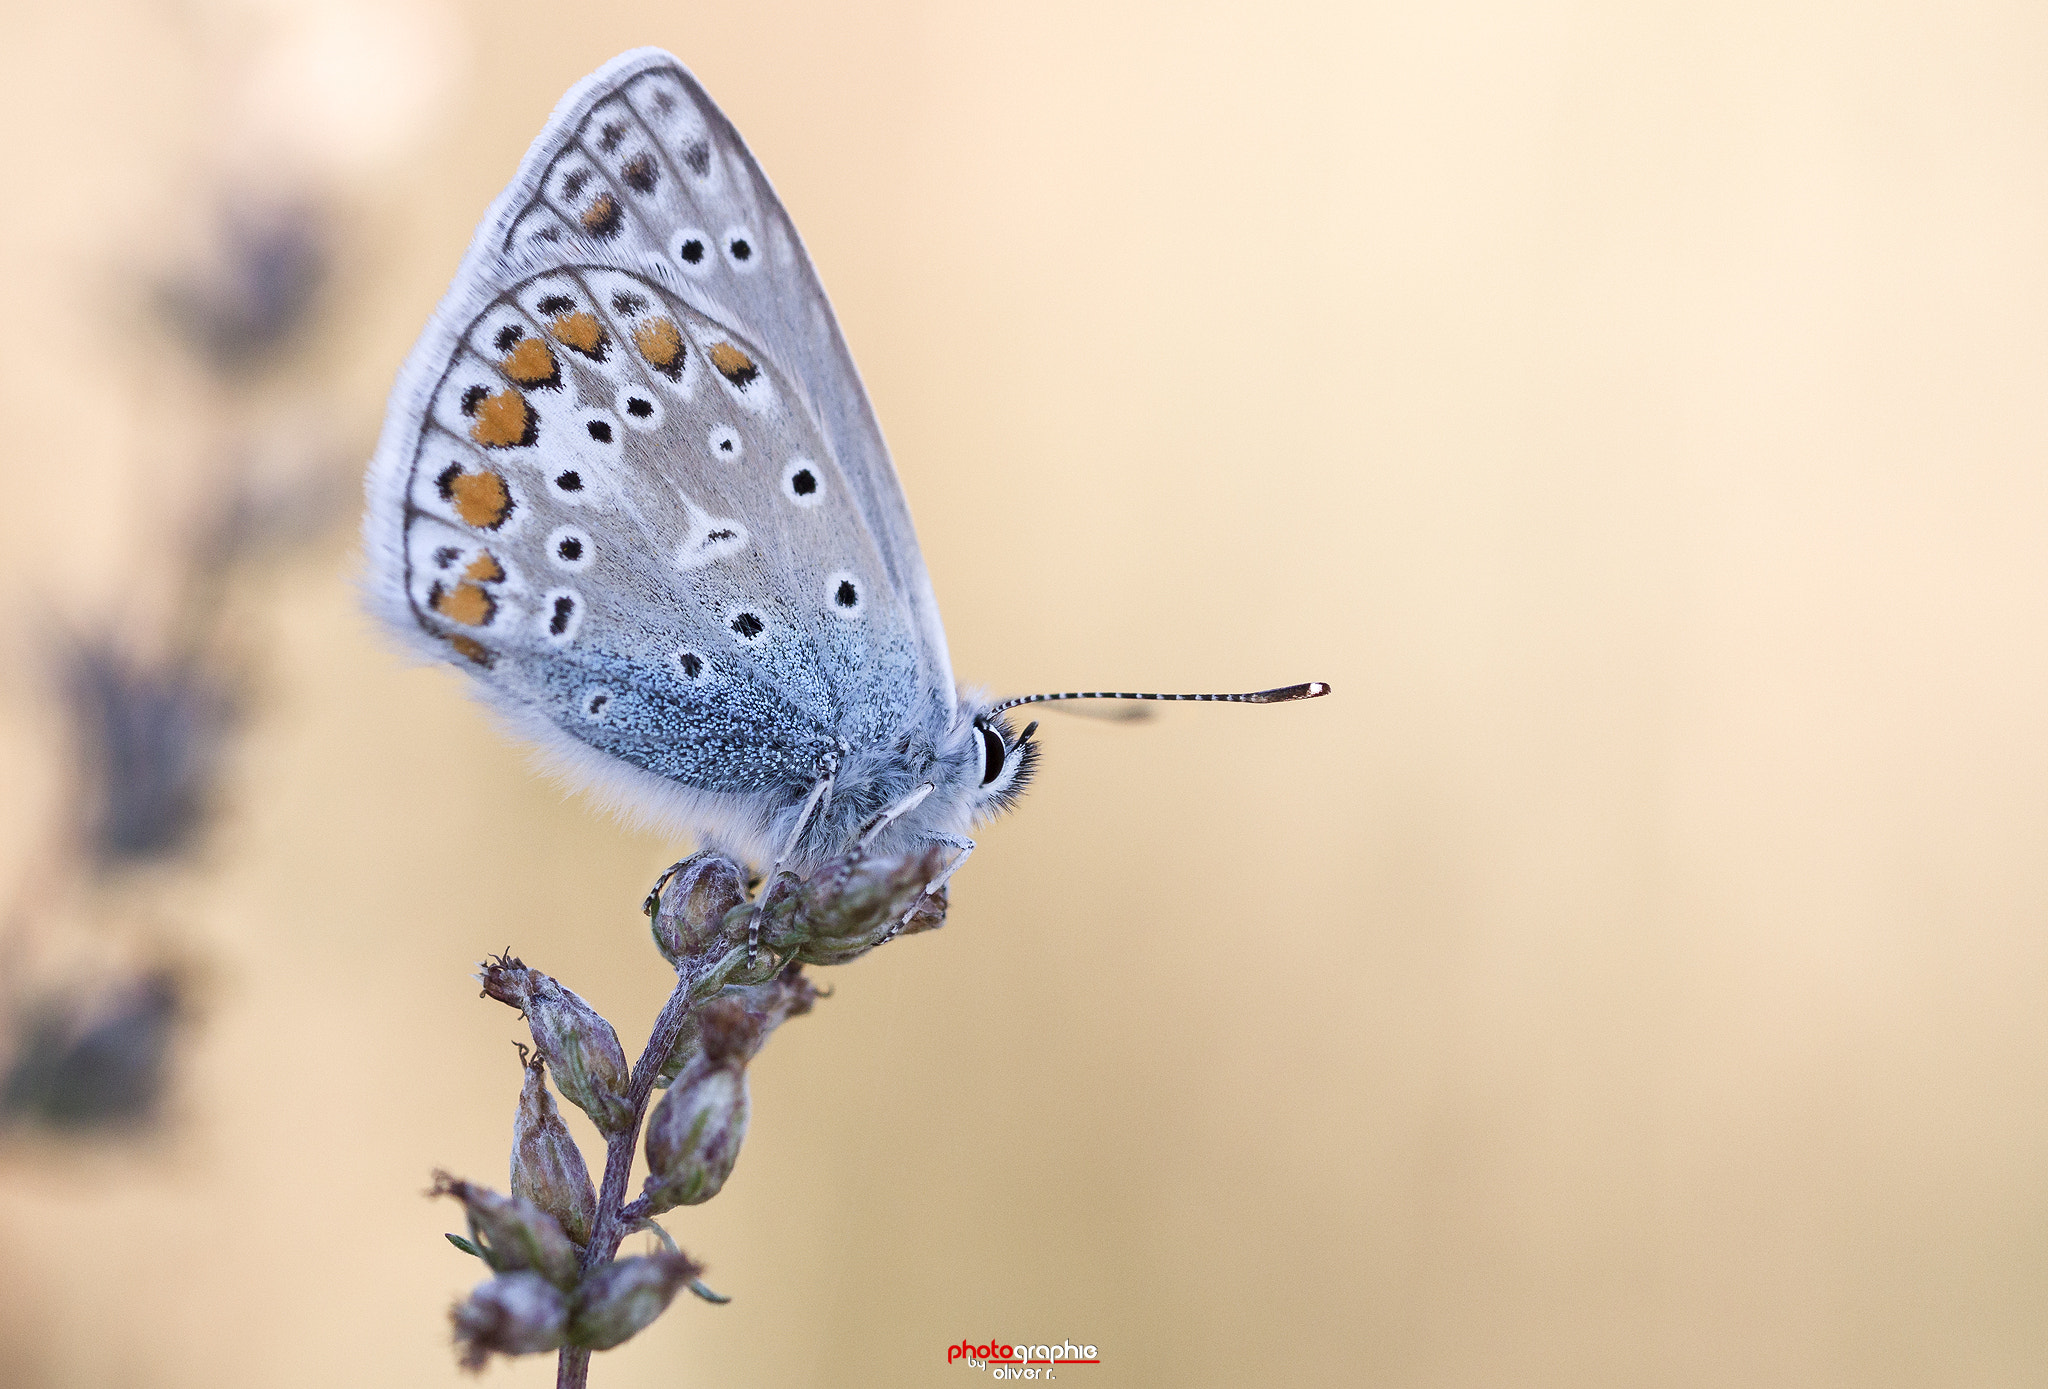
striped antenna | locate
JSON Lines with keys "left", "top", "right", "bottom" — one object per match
{"left": 989, "top": 681, "right": 1331, "bottom": 714}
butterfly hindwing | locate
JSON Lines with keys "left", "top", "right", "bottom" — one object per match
{"left": 380, "top": 243, "right": 925, "bottom": 795}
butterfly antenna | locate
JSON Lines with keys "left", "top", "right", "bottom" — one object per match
{"left": 989, "top": 681, "right": 1331, "bottom": 714}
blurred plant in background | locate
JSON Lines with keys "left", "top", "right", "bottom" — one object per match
{"left": 439, "top": 844, "right": 949, "bottom": 1382}
{"left": 0, "top": 192, "right": 348, "bottom": 1138}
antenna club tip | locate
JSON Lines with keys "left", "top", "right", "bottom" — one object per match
{"left": 1306, "top": 681, "right": 1331, "bottom": 697}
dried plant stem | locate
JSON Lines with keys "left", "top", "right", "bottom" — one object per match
{"left": 554, "top": 973, "right": 702, "bottom": 1389}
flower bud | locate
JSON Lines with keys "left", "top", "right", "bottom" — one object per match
{"left": 509, "top": 1048, "right": 597, "bottom": 1245}
{"left": 478, "top": 955, "right": 632, "bottom": 1132}
{"left": 648, "top": 852, "right": 748, "bottom": 968}
{"left": 432, "top": 1172, "right": 580, "bottom": 1289}
{"left": 641, "top": 1003, "right": 751, "bottom": 1213}
{"left": 451, "top": 1271, "right": 569, "bottom": 1369}
{"left": 794, "top": 844, "right": 948, "bottom": 964}
{"left": 568, "top": 1252, "right": 702, "bottom": 1350}
{"left": 722, "top": 966, "right": 822, "bottom": 1053}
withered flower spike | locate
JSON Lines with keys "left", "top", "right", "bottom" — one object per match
{"left": 431, "top": 1171, "right": 581, "bottom": 1290}
{"left": 568, "top": 1252, "right": 703, "bottom": 1351}
{"left": 511, "top": 1047, "right": 598, "bottom": 1245}
{"left": 477, "top": 956, "right": 632, "bottom": 1133}
{"left": 451, "top": 1271, "right": 570, "bottom": 1370}
{"left": 641, "top": 1008, "right": 751, "bottom": 1215}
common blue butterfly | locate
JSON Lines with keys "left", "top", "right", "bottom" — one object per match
{"left": 363, "top": 49, "right": 1326, "bottom": 910}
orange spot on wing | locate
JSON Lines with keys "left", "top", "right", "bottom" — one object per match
{"left": 580, "top": 192, "right": 623, "bottom": 238}
{"left": 448, "top": 471, "right": 513, "bottom": 529}
{"left": 468, "top": 390, "right": 536, "bottom": 449}
{"left": 465, "top": 551, "right": 505, "bottom": 583}
{"left": 448, "top": 635, "right": 491, "bottom": 666}
{"left": 707, "top": 341, "right": 757, "bottom": 387}
{"left": 499, "top": 337, "right": 559, "bottom": 388}
{"left": 550, "top": 311, "right": 607, "bottom": 358}
{"left": 431, "top": 581, "right": 495, "bottom": 627}
{"left": 634, "top": 317, "right": 685, "bottom": 376}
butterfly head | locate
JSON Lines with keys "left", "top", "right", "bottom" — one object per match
{"left": 954, "top": 702, "right": 1039, "bottom": 819}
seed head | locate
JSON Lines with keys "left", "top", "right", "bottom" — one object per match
{"left": 568, "top": 1252, "right": 703, "bottom": 1350}
{"left": 478, "top": 955, "right": 632, "bottom": 1133}
{"left": 431, "top": 1171, "right": 580, "bottom": 1289}
{"left": 450, "top": 1271, "right": 570, "bottom": 1370}
{"left": 509, "top": 1047, "right": 597, "bottom": 1245}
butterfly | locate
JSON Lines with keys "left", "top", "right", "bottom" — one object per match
{"left": 363, "top": 48, "right": 1327, "bottom": 908}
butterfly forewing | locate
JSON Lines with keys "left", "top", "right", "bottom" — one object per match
{"left": 491, "top": 53, "right": 953, "bottom": 705}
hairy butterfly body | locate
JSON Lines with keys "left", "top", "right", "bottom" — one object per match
{"left": 364, "top": 49, "right": 1325, "bottom": 889}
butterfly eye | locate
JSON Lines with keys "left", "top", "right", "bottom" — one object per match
{"left": 977, "top": 723, "right": 1006, "bottom": 787}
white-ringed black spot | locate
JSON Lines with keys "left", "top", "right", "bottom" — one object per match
{"left": 722, "top": 226, "right": 760, "bottom": 272}
{"left": 536, "top": 293, "right": 575, "bottom": 316}
{"left": 729, "top": 610, "right": 765, "bottom": 643}
{"left": 547, "top": 525, "right": 592, "bottom": 571}
{"left": 553, "top": 470, "right": 584, "bottom": 494}
{"left": 587, "top": 419, "right": 612, "bottom": 443}
{"left": 782, "top": 458, "right": 823, "bottom": 507}
{"left": 826, "top": 570, "right": 864, "bottom": 619}
{"left": 615, "top": 384, "right": 664, "bottom": 431}
{"left": 611, "top": 290, "right": 648, "bottom": 315}
{"left": 674, "top": 513, "right": 748, "bottom": 572}
{"left": 672, "top": 229, "right": 713, "bottom": 273}
{"left": 492, "top": 323, "right": 523, "bottom": 353}
{"left": 707, "top": 425, "right": 741, "bottom": 461}
{"left": 674, "top": 650, "right": 706, "bottom": 681}
{"left": 582, "top": 686, "right": 613, "bottom": 719}
{"left": 544, "top": 589, "right": 584, "bottom": 643}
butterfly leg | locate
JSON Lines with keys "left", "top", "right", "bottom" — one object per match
{"left": 854, "top": 782, "right": 936, "bottom": 848}
{"left": 749, "top": 774, "right": 833, "bottom": 965}
{"left": 920, "top": 834, "right": 975, "bottom": 895}
{"left": 877, "top": 834, "right": 974, "bottom": 946}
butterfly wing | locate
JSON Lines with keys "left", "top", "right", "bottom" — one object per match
{"left": 491, "top": 47, "right": 951, "bottom": 704}
{"left": 364, "top": 52, "right": 944, "bottom": 855}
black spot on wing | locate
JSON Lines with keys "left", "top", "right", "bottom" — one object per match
{"left": 621, "top": 154, "right": 659, "bottom": 194}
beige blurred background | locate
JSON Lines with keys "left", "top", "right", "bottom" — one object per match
{"left": 4, "top": 0, "right": 2047, "bottom": 1384}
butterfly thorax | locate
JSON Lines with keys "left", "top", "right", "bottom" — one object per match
{"left": 750, "top": 697, "right": 1032, "bottom": 872}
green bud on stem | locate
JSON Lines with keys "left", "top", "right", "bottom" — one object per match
{"left": 794, "top": 844, "right": 949, "bottom": 964}
{"left": 641, "top": 1002, "right": 752, "bottom": 1213}
{"left": 648, "top": 851, "right": 749, "bottom": 969}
